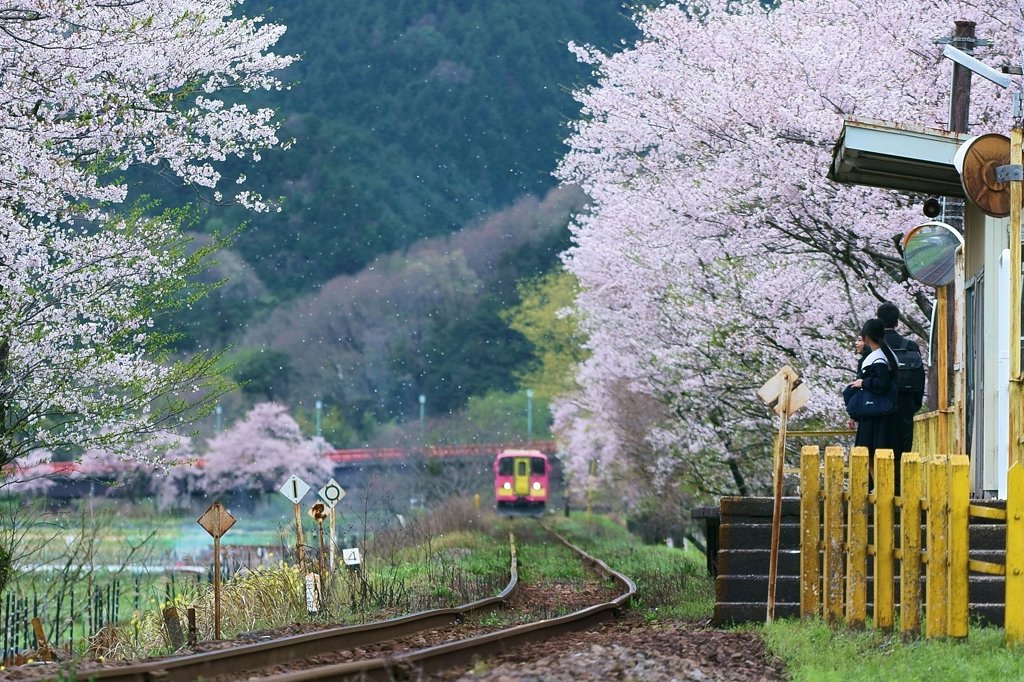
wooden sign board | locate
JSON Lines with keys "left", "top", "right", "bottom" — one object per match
{"left": 197, "top": 501, "right": 236, "bottom": 539}
{"left": 782, "top": 381, "right": 810, "bottom": 416}
{"left": 756, "top": 365, "right": 807, "bottom": 416}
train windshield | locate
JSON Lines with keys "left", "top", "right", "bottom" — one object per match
{"left": 531, "top": 458, "right": 545, "bottom": 474}
{"left": 498, "top": 458, "right": 514, "bottom": 475}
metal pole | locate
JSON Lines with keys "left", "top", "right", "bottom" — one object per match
{"left": 418, "top": 394, "right": 426, "bottom": 438}
{"left": 315, "top": 400, "right": 322, "bottom": 439}
{"left": 214, "top": 404, "right": 222, "bottom": 435}
{"left": 526, "top": 389, "right": 534, "bottom": 442}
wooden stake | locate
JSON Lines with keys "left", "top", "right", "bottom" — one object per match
{"left": 187, "top": 607, "right": 197, "bottom": 647}
{"left": 30, "top": 617, "right": 52, "bottom": 662}
{"left": 213, "top": 533, "right": 222, "bottom": 640}
{"left": 329, "top": 507, "right": 336, "bottom": 570}
{"left": 766, "top": 368, "right": 793, "bottom": 623}
{"left": 162, "top": 606, "right": 184, "bottom": 649}
{"left": 936, "top": 286, "right": 950, "bottom": 454}
{"left": 293, "top": 501, "right": 306, "bottom": 573}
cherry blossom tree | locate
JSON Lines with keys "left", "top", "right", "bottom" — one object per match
{"left": 198, "top": 403, "right": 333, "bottom": 496}
{"left": 556, "top": 0, "right": 1020, "bottom": 496}
{"left": 0, "top": 1, "right": 294, "bottom": 469}
{"left": 77, "top": 432, "right": 196, "bottom": 503}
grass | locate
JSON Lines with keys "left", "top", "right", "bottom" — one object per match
{"left": 5, "top": 499, "right": 514, "bottom": 664}
{"left": 762, "top": 619, "right": 1024, "bottom": 681}
{"left": 545, "top": 514, "right": 714, "bottom": 620}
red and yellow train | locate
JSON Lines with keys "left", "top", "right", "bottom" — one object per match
{"left": 493, "top": 449, "right": 549, "bottom": 515}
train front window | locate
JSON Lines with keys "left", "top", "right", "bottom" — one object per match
{"left": 531, "top": 458, "right": 545, "bottom": 474}
{"left": 516, "top": 461, "right": 527, "bottom": 476}
{"left": 498, "top": 459, "right": 514, "bottom": 476}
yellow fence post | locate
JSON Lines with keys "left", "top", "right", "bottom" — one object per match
{"left": 847, "top": 447, "right": 869, "bottom": 628}
{"left": 800, "top": 445, "right": 822, "bottom": 619}
{"left": 901, "top": 453, "right": 923, "bottom": 638}
{"left": 926, "top": 455, "right": 949, "bottom": 638}
{"left": 874, "top": 450, "right": 895, "bottom": 630}
{"left": 1006, "top": 462, "right": 1024, "bottom": 645}
{"left": 823, "top": 446, "right": 845, "bottom": 625}
{"left": 948, "top": 454, "right": 969, "bottom": 639}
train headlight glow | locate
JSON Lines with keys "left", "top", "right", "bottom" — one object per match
{"left": 503, "top": 482, "right": 512, "bottom": 490}
{"left": 533, "top": 482, "right": 541, "bottom": 491}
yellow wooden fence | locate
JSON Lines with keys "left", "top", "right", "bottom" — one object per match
{"left": 911, "top": 409, "right": 957, "bottom": 459}
{"left": 799, "top": 445, "right": 996, "bottom": 638}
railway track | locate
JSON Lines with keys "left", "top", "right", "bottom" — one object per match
{"left": 40, "top": 524, "right": 635, "bottom": 681}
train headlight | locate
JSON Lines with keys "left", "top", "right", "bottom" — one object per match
{"left": 503, "top": 482, "right": 512, "bottom": 490}
{"left": 532, "top": 482, "right": 541, "bottom": 491}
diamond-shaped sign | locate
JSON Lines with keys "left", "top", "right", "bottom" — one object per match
{"left": 318, "top": 479, "right": 346, "bottom": 509}
{"left": 280, "top": 474, "right": 310, "bottom": 504}
{"left": 197, "top": 501, "right": 236, "bottom": 539}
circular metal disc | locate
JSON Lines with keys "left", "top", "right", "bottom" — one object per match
{"left": 902, "top": 221, "right": 964, "bottom": 287}
{"left": 959, "top": 133, "right": 1011, "bottom": 217}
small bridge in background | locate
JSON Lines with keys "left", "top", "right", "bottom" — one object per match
{"left": 326, "top": 440, "right": 557, "bottom": 469}
{"left": 17, "top": 440, "right": 559, "bottom": 500}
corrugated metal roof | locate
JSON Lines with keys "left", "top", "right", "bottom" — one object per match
{"left": 828, "top": 116, "right": 970, "bottom": 196}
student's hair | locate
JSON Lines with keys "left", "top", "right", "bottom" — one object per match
{"left": 877, "top": 301, "right": 900, "bottom": 329}
{"left": 861, "top": 317, "right": 898, "bottom": 374}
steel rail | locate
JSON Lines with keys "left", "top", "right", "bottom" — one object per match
{"left": 251, "top": 523, "right": 636, "bottom": 681}
{"left": 61, "top": 532, "right": 519, "bottom": 682}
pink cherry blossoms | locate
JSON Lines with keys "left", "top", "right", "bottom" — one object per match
{"left": 198, "top": 403, "right": 333, "bottom": 497}
{"left": 0, "top": 2, "right": 294, "bottom": 467}
{"left": 556, "top": 0, "right": 1020, "bottom": 497}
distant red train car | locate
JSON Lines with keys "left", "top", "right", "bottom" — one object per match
{"left": 494, "top": 449, "right": 549, "bottom": 515}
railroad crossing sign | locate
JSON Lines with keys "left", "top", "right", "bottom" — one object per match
{"left": 342, "top": 548, "right": 362, "bottom": 566}
{"left": 279, "top": 474, "right": 310, "bottom": 504}
{"left": 318, "top": 479, "right": 346, "bottom": 509}
{"left": 197, "top": 501, "right": 236, "bottom": 539}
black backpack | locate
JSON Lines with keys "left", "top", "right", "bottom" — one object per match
{"left": 891, "top": 339, "right": 925, "bottom": 395}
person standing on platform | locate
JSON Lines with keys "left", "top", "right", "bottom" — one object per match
{"left": 876, "top": 302, "right": 925, "bottom": 457}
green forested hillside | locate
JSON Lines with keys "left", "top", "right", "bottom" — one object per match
{"left": 165, "top": 2, "right": 645, "bottom": 437}
{"left": 212, "top": 0, "right": 641, "bottom": 292}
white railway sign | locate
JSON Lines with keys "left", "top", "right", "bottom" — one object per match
{"left": 279, "top": 474, "right": 310, "bottom": 504}
{"left": 318, "top": 479, "right": 346, "bottom": 509}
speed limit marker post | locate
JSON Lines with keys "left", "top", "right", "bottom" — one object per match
{"left": 197, "top": 501, "right": 236, "bottom": 640}
{"left": 280, "top": 474, "right": 311, "bottom": 572}
{"left": 318, "top": 479, "right": 346, "bottom": 569}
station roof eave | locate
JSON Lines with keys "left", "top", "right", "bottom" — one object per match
{"left": 828, "top": 116, "right": 970, "bottom": 197}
